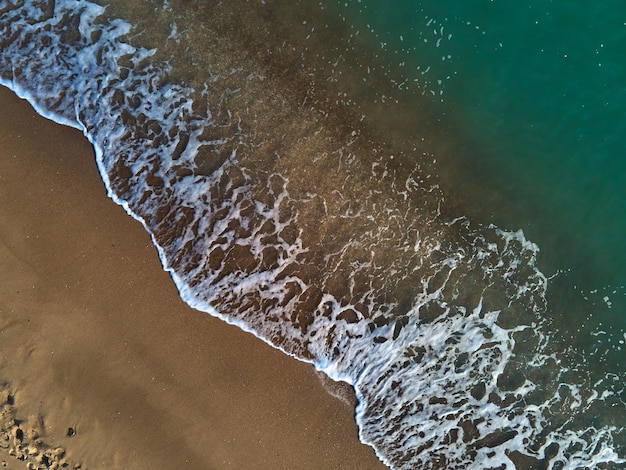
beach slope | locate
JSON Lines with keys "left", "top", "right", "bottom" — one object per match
{"left": 0, "top": 87, "right": 386, "bottom": 469}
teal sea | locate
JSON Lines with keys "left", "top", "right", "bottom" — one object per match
{"left": 2, "top": 1, "right": 625, "bottom": 467}
{"left": 335, "top": 0, "right": 626, "bottom": 363}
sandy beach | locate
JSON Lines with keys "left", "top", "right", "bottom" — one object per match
{"left": 0, "top": 86, "right": 387, "bottom": 469}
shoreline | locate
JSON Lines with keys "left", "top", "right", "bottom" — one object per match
{"left": 0, "top": 86, "right": 387, "bottom": 469}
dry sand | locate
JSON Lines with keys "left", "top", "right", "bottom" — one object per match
{"left": 0, "top": 86, "right": 388, "bottom": 469}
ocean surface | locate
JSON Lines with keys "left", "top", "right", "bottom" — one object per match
{"left": 1, "top": 1, "right": 625, "bottom": 468}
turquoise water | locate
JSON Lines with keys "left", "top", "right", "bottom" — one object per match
{"left": 335, "top": 0, "right": 626, "bottom": 358}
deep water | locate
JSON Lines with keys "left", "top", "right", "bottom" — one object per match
{"left": 333, "top": 0, "right": 626, "bottom": 367}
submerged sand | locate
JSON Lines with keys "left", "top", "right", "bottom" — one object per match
{"left": 0, "top": 87, "right": 387, "bottom": 469}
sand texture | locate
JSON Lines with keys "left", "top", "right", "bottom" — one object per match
{"left": 0, "top": 87, "right": 387, "bottom": 469}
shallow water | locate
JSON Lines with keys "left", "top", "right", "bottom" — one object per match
{"left": 1, "top": 1, "right": 625, "bottom": 468}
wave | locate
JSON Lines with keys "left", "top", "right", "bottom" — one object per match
{"left": 1, "top": 1, "right": 624, "bottom": 468}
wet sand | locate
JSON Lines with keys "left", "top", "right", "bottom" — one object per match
{"left": 0, "top": 86, "right": 387, "bottom": 469}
